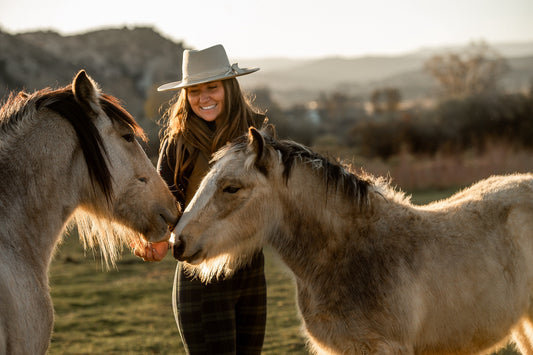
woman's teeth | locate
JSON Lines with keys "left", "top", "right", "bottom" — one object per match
{"left": 201, "top": 104, "right": 216, "bottom": 110}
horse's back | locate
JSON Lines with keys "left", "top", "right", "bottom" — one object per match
{"left": 482, "top": 173, "right": 533, "bottom": 199}
{"left": 425, "top": 173, "right": 533, "bottom": 208}
{"left": 411, "top": 173, "right": 533, "bottom": 354}
{"left": 480, "top": 174, "right": 533, "bottom": 259}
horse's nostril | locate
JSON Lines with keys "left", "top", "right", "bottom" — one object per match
{"left": 172, "top": 238, "right": 185, "bottom": 260}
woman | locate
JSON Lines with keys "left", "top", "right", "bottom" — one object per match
{"left": 137, "top": 44, "right": 267, "bottom": 354}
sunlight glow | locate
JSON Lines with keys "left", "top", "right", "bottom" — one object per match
{"left": 0, "top": 0, "right": 532, "bottom": 58}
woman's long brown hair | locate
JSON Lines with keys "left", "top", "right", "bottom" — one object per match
{"left": 160, "top": 78, "right": 263, "bottom": 202}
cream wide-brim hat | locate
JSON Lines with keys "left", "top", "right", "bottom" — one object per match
{"left": 157, "top": 44, "right": 259, "bottom": 91}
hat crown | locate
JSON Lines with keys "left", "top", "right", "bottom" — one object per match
{"left": 157, "top": 44, "right": 259, "bottom": 91}
{"left": 182, "top": 45, "right": 231, "bottom": 82}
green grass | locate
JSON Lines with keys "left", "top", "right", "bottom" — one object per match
{"left": 48, "top": 188, "right": 518, "bottom": 354}
{"left": 49, "top": 240, "right": 307, "bottom": 354}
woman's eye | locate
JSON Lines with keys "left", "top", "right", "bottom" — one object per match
{"left": 122, "top": 133, "right": 135, "bottom": 142}
{"left": 223, "top": 186, "right": 240, "bottom": 194}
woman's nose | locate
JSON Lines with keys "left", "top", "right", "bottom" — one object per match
{"left": 200, "top": 91, "right": 210, "bottom": 101}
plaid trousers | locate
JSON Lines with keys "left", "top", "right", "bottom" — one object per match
{"left": 172, "top": 252, "right": 267, "bottom": 355}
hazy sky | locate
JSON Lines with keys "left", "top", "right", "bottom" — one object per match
{"left": 1, "top": 0, "right": 532, "bottom": 59}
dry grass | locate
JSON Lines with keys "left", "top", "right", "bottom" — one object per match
{"left": 316, "top": 142, "right": 533, "bottom": 191}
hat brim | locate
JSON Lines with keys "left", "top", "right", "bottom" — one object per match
{"left": 157, "top": 67, "right": 259, "bottom": 92}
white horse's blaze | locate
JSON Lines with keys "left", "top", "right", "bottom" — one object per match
{"left": 174, "top": 126, "right": 533, "bottom": 355}
{"left": 0, "top": 70, "right": 178, "bottom": 354}
{"left": 172, "top": 166, "right": 219, "bottom": 260}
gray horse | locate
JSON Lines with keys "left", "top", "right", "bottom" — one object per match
{"left": 173, "top": 126, "right": 533, "bottom": 355}
{"left": 0, "top": 71, "right": 178, "bottom": 354}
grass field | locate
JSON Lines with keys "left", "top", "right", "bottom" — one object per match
{"left": 48, "top": 188, "right": 518, "bottom": 354}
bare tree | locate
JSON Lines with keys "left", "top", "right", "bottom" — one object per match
{"left": 370, "top": 87, "right": 402, "bottom": 113}
{"left": 424, "top": 41, "right": 508, "bottom": 97}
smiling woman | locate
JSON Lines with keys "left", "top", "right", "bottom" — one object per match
{"left": 132, "top": 44, "right": 269, "bottom": 354}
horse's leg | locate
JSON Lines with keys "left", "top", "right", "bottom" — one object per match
{"left": 0, "top": 327, "right": 5, "bottom": 355}
{"left": 513, "top": 319, "right": 533, "bottom": 355}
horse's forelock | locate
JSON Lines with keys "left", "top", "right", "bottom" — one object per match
{"left": 211, "top": 137, "right": 265, "bottom": 173}
{"left": 100, "top": 94, "right": 146, "bottom": 141}
{"left": 211, "top": 138, "right": 248, "bottom": 164}
{"left": 34, "top": 86, "right": 113, "bottom": 201}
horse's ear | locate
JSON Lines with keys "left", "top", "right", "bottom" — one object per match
{"left": 248, "top": 126, "right": 271, "bottom": 174}
{"left": 248, "top": 127, "right": 265, "bottom": 161}
{"left": 72, "top": 70, "right": 100, "bottom": 115}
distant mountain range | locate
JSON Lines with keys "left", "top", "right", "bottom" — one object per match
{"left": 239, "top": 40, "right": 533, "bottom": 70}
{"left": 237, "top": 41, "right": 533, "bottom": 107}
{"left": 1, "top": 26, "right": 532, "bottom": 112}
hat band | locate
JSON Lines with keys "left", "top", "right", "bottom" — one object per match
{"left": 182, "top": 64, "right": 245, "bottom": 84}
{"left": 184, "top": 64, "right": 236, "bottom": 82}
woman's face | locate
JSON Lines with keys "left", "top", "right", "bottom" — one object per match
{"left": 186, "top": 81, "right": 225, "bottom": 122}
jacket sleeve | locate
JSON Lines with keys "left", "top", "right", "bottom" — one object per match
{"left": 157, "top": 138, "right": 186, "bottom": 210}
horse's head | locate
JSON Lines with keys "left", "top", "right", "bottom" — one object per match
{"left": 172, "top": 126, "right": 281, "bottom": 280}
{"left": 66, "top": 71, "right": 179, "bottom": 263}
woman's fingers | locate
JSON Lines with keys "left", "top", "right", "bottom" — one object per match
{"left": 132, "top": 241, "right": 170, "bottom": 262}
{"left": 151, "top": 241, "right": 170, "bottom": 261}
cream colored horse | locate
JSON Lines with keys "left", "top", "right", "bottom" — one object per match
{"left": 173, "top": 126, "right": 533, "bottom": 355}
{"left": 0, "top": 71, "right": 178, "bottom": 354}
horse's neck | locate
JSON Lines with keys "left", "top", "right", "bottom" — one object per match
{"left": 0, "top": 120, "right": 83, "bottom": 276}
{"left": 269, "top": 171, "right": 362, "bottom": 281}
{"left": 271, "top": 173, "right": 423, "bottom": 304}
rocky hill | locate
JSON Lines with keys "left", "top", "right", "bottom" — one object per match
{"left": 0, "top": 27, "right": 185, "bottom": 152}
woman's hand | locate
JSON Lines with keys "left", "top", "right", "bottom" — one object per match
{"left": 132, "top": 241, "right": 170, "bottom": 262}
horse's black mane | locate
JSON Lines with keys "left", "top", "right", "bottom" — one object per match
{"left": 0, "top": 86, "right": 144, "bottom": 201}
{"left": 226, "top": 133, "right": 371, "bottom": 208}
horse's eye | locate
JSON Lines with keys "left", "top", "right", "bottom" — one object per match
{"left": 122, "top": 133, "right": 135, "bottom": 142}
{"left": 223, "top": 186, "right": 240, "bottom": 194}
